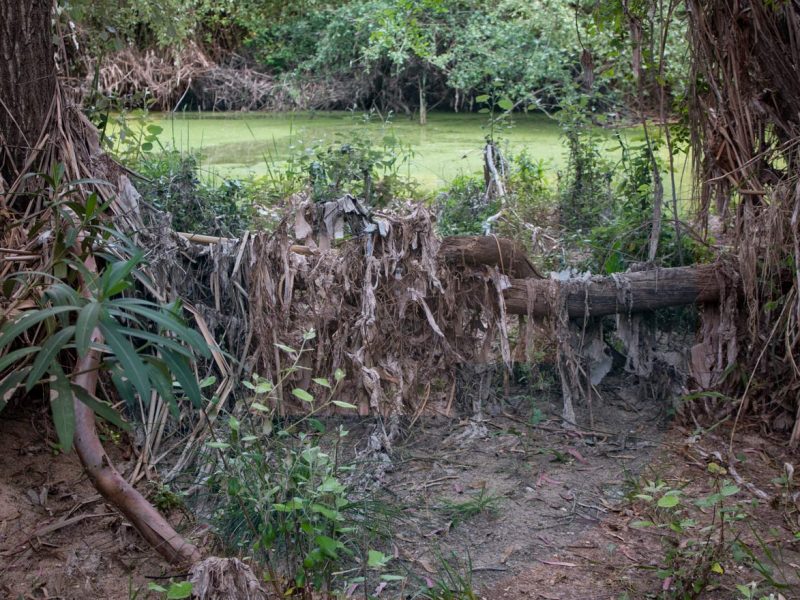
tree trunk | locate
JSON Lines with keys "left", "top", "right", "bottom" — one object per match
{"left": 502, "top": 264, "right": 723, "bottom": 318}
{"left": 1, "top": 0, "right": 202, "bottom": 567}
{"left": 184, "top": 233, "right": 725, "bottom": 317}
{"left": 0, "top": 0, "right": 57, "bottom": 185}
{"left": 439, "top": 236, "right": 541, "bottom": 278}
{"left": 418, "top": 74, "right": 427, "bottom": 125}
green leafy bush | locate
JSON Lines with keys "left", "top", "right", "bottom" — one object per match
{"left": 134, "top": 151, "right": 254, "bottom": 237}
{"left": 205, "top": 334, "right": 396, "bottom": 595}
{"left": 289, "top": 114, "right": 418, "bottom": 206}
{"left": 0, "top": 165, "right": 209, "bottom": 449}
{"left": 435, "top": 174, "right": 499, "bottom": 236}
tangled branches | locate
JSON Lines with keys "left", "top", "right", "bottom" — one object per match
{"left": 687, "top": 0, "right": 800, "bottom": 444}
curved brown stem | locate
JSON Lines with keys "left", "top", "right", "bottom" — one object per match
{"left": 72, "top": 334, "right": 201, "bottom": 566}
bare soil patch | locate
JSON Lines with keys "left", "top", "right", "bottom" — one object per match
{"left": 0, "top": 403, "right": 181, "bottom": 600}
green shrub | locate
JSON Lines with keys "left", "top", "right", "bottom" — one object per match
{"left": 134, "top": 151, "right": 254, "bottom": 237}
{"left": 435, "top": 174, "right": 499, "bottom": 236}
{"left": 290, "top": 115, "right": 418, "bottom": 206}
{"left": 204, "top": 334, "right": 397, "bottom": 595}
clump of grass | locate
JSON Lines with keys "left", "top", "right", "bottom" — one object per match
{"left": 437, "top": 488, "right": 501, "bottom": 525}
{"left": 419, "top": 551, "right": 479, "bottom": 600}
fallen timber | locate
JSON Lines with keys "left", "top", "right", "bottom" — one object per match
{"left": 179, "top": 231, "right": 724, "bottom": 317}
{"left": 503, "top": 264, "right": 722, "bottom": 318}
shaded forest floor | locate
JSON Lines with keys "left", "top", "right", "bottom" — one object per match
{"left": 1, "top": 382, "right": 798, "bottom": 599}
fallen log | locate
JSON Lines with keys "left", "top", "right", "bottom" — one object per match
{"left": 180, "top": 231, "right": 724, "bottom": 317}
{"left": 503, "top": 264, "right": 723, "bottom": 318}
{"left": 439, "top": 235, "right": 541, "bottom": 279}
{"left": 179, "top": 232, "right": 540, "bottom": 278}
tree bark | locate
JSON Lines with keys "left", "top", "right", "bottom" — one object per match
{"left": 0, "top": 0, "right": 202, "bottom": 567}
{"left": 0, "top": 0, "right": 57, "bottom": 184}
{"left": 502, "top": 264, "right": 723, "bottom": 318}
{"left": 439, "top": 236, "right": 541, "bottom": 278}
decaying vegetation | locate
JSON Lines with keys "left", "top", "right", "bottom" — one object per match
{"left": 2, "top": 0, "right": 800, "bottom": 598}
{"left": 685, "top": 0, "right": 800, "bottom": 444}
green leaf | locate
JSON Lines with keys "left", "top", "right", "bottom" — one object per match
{"left": 310, "top": 503, "right": 340, "bottom": 520}
{"left": 315, "top": 535, "right": 341, "bottom": 559}
{"left": 162, "top": 348, "right": 203, "bottom": 409}
{"left": 0, "top": 367, "right": 31, "bottom": 408}
{"left": 275, "top": 343, "right": 297, "bottom": 355}
{"left": 100, "top": 319, "right": 151, "bottom": 401}
{"left": 166, "top": 581, "right": 192, "bottom": 599}
{"left": 250, "top": 402, "right": 270, "bottom": 412}
{"left": 25, "top": 326, "right": 75, "bottom": 391}
{"left": 0, "top": 306, "right": 76, "bottom": 349}
{"left": 334, "top": 368, "right": 345, "bottom": 382}
{"left": 292, "top": 388, "right": 314, "bottom": 403}
{"left": 332, "top": 400, "right": 357, "bottom": 410}
{"left": 657, "top": 494, "right": 680, "bottom": 508}
{"left": 113, "top": 300, "right": 209, "bottom": 356}
{"left": 75, "top": 301, "right": 102, "bottom": 358}
{"left": 368, "top": 549, "right": 391, "bottom": 569}
{"left": 497, "top": 97, "right": 514, "bottom": 111}
{"left": 110, "top": 364, "right": 136, "bottom": 408}
{"left": 199, "top": 376, "right": 216, "bottom": 388}
{"left": 0, "top": 346, "right": 41, "bottom": 373}
{"left": 631, "top": 520, "right": 655, "bottom": 528}
{"left": 318, "top": 477, "right": 344, "bottom": 494}
{"left": 255, "top": 381, "right": 273, "bottom": 394}
{"left": 72, "top": 385, "right": 131, "bottom": 431}
{"left": 720, "top": 484, "right": 740, "bottom": 497}
{"left": 49, "top": 363, "right": 75, "bottom": 451}
{"left": 380, "top": 574, "right": 405, "bottom": 581}
{"left": 100, "top": 254, "right": 142, "bottom": 298}
{"left": 710, "top": 562, "right": 724, "bottom": 574}
{"left": 312, "top": 377, "right": 331, "bottom": 388}
{"left": 206, "top": 441, "right": 230, "bottom": 449}
{"left": 116, "top": 327, "right": 195, "bottom": 358}
{"left": 475, "top": 94, "right": 490, "bottom": 102}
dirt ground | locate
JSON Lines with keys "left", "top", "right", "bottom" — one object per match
{"left": 1, "top": 380, "right": 798, "bottom": 600}
{"left": 0, "top": 403, "right": 179, "bottom": 600}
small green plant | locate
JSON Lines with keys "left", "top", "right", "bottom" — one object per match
{"left": 291, "top": 111, "right": 417, "bottom": 206}
{"left": 735, "top": 581, "right": 784, "bottom": 600}
{"left": 437, "top": 488, "right": 501, "bottom": 526}
{"left": 205, "top": 330, "right": 396, "bottom": 596}
{"left": 133, "top": 150, "right": 254, "bottom": 237}
{"left": 420, "top": 551, "right": 478, "bottom": 600}
{"left": 557, "top": 99, "right": 614, "bottom": 232}
{"left": 0, "top": 165, "right": 209, "bottom": 449}
{"left": 629, "top": 464, "right": 746, "bottom": 598}
{"left": 146, "top": 580, "right": 192, "bottom": 599}
{"left": 435, "top": 174, "right": 500, "bottom": 236}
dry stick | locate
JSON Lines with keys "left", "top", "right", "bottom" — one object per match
{"left": 728, "top": 288, "right": 794, "bottom": 455}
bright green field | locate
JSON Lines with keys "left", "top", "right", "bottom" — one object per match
{"left": 150, "top": 111, "right": 566, "bottom": 189}
{"left": 147, "top": 110, "right": 692, "bottom": 196}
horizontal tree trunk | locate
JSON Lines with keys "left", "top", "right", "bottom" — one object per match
{"left": 502, "top": 264, "right": 723, "bottom": 318}
{"left": 439, "top": 236, "right": 541, "bottom": 278}
{"left": 182, "top": 232, "right": 724, "bottom": 317}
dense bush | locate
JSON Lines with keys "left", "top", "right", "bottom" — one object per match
{"left": 134, "top": 151, "right": 254, "bottom": 237}
{"left": 66, "top": 0, "right": 690, "bottom": 116}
